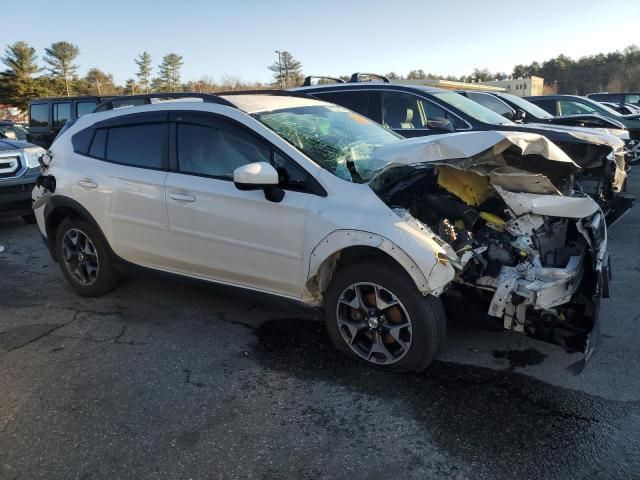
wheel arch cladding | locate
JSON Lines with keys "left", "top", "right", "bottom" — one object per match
{"left": 303, "top": 230, "right": 432, "bottom": 305}
{"left": 44, "top": 196, "right": 106, "bottom": 262}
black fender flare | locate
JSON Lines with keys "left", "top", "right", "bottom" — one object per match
{"left": 43, "top": 195, "right": 113, "bottom": 262}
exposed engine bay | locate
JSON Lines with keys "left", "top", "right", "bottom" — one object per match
{"left": 370, "top": 132, "right": 609, "bottom": 358}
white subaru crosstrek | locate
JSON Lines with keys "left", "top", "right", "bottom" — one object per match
{"left": 32, "top": 92, "right": 609, "bottom": 372}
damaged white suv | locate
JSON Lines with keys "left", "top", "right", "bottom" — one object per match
{"left": 32, "top": 92, "right": 610, "bottom": 372}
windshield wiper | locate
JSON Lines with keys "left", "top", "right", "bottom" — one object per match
{"left": 346, "top": 159, "right": 364, "bottom": 183}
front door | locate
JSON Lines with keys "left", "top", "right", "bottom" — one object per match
{"left": 164, "top": 113, "right": 311, "bottom": 297}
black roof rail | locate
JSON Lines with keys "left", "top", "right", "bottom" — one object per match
{"left": 94, "top": 92, "right": 236, "bottom": 112}
{"left": 301, "top": 76, "right": 346, "bottom": 86}
{"left": 349, "top": 73, "right": 390, "bottom": 83}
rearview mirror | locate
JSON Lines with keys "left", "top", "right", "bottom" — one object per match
{"left": 233, "top": 162, "right": 284, "bottom": 202}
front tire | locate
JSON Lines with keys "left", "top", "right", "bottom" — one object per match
{"left": 55, "top": 217, "right": 120, "bottom": 296}
{"left": 324, "top": 260, "right": 446, "bottom": 372}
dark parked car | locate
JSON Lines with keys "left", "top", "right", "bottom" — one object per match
{"left": 458, "top": 91, "right": 630, "bottom": 132}
{"left": 456, "top": 91, "right": 639, "bottom": 165}
{"left": 524, "top": 95, "right": 640, "bottom": 137}
{"left": 600, "top": 102, "right": 640, "bottom": 116}
{"left": 28, "top": 96, "right": 100, "bottom": 148}
{"left": 0, "top": 138, "right": 45, "bottom": 222}
{"left": 587, "top": 92, "right": 640, "bottom": 107}
{"left": 295, "top": 77, "right": 633, "bottom": 223}
{"left": 0, "top": 121, "right": 29, "bottom": 141}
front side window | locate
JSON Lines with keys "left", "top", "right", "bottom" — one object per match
{"left": 497, "top": 93, "right": 553, "bottom": 119}
{"left": 30, "top": 104, "right": 48, "bottom": 127}
{"left": 467, "top": 92, "right": 514, "bottom": 118}
{"left": 105, "top": 123, "right": 167, "bottom": 169}
{"left": 380, "top": 92, "right": 465, "bottom": 130}
{"left": 76, "top": 101, "right": 97, "bottom": 117}
{"left": 53, "top": 102, "right": 71, "bottom": 127}
{"left": 558, "top": 100, "right": 596, "bottom": 115}
{"left": 177, "top": 123, "right": 270, "bottom": 179}
{"left": 254, "top": 104, "right": 400, "bottom": 183}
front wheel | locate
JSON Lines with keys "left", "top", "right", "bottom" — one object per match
{"left": 324, "top": 261, "right": 446, "bottom": 372}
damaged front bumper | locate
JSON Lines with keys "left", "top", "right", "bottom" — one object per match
{"left": 480, "top": 210, "right": 609, "bottom": 367}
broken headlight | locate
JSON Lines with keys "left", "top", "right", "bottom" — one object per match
{"left": 23, "top": 146, "right": 46, "bottom": 169}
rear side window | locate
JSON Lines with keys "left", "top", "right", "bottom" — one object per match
{"left": 530, "top": 99, "right": 557, "bottom": 115}
{"left": 53, "top": 102, "right": 71, "bottom": 127}
{"left": 312, "top": 91, "right": 382, "bottom": 123}
{"left": 177, "top": 123, "right": 270, "bottom": 179}
{"left": 106, "top": 123, "right": 167, "bottom": 169}
{"left": 30, "top": 104, "right": 48, "bottom": 127}
{"left": 76, "top": 101, "right": 97, "bottom": 117}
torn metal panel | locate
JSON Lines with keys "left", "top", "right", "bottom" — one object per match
{"left": 495, "top": 186, "right": 599, "bottom": 218}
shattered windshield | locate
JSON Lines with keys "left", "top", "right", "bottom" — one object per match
{"left": 432, "top": 91, "right": 515, "bottom": 126}
{"left": 253, "top": 105, "right": 401, "bottom": 183}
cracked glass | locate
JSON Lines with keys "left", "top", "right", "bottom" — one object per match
{"left": 253, "top": 105, "right": 401, "bottom": 183}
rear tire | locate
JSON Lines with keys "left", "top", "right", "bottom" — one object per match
{"left": 55, "top": 217, "right": 120, "bottom": 296}
{"left": 324, "top": 260, "right": 446, "bottom": 372}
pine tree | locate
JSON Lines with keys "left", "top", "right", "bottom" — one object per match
{"left": 1, "top": 41, "right": 41, "bottom": 110}
{"left": 135, "top": 52, "right": 152, "bottom": 93}
{"left": 157, "top": 53, "right": 183, "bottom": 92}
{"left": 268, "top": 51, "right": 303, "bottom": 88}
{"left": 44, "top": 41, "right": 80, "bottom": 96}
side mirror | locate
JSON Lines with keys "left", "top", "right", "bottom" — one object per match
{"left": 233, "top": 161, "right": 284, "bottom": 202}
{"left": 426, "top": 118, "right": 455, "bottom": 133}
{"left": 515, "top": 109, "right": 526, "bottom": 122}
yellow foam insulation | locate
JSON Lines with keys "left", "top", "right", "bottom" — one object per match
{"left": 437, "top": 165, "right": 493, "bottom": 206}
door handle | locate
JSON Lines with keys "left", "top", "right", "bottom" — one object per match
{"left": 78, "top": 179, "right": 98, "bottom": 189}
{"left": 168, "top": 192, "right": 196, "bottom": 202}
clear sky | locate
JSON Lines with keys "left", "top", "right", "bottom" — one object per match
{"left": 3, "top": 0, "right": 639, "bottom": 85}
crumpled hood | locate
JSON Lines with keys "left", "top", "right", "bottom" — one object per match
{"left": 370, "top": 130, "right": 581, "bottom": 184}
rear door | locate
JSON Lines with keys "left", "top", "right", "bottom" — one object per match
{"left": 73, "top": 112, "right": 172, "bottom": 268}
{"left": 164, "top": 112, "right": 312, "bottom": 297}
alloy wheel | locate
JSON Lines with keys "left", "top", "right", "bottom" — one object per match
{"left": 61, "top": 228, "right": 99, "bottom": 285}
{"left": 336, "top": 282, "right": 413, "bottom": 365}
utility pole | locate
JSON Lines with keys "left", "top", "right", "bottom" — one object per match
{"left": 275, "top": 50, "right": 283, "bottom": 90}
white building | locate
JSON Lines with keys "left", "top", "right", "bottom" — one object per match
{"left": 478, "top": 76, "right": 545, "bottom": 97}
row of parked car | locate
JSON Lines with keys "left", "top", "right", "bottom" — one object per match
{"left": 1, "top": 78, "right": 638, "bottom": 373}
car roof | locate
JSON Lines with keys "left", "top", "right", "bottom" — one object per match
{"left": 220, "top": 94, "right": 330, "bottom": 113}
{"left": 293, "top": 82, "right": 447, "bottom": 95}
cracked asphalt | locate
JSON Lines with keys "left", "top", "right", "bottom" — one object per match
{"left": 1, "top": 176, "right": 639, "bottom": 479}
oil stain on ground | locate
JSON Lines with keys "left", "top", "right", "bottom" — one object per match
{"left": 492, "top": 348, "right": 548, "bottom": 369}
{"left": 252, "top": 318, "right": 640, "bottom": 480}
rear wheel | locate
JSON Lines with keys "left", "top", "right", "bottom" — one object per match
{"left": 324, "top": 261, "right": 446, "bottom": 372}
{"left": 55, "top": 217, "right": 120, "bottom": 296}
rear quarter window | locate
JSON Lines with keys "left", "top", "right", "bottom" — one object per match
{"left": 105, "top": 123, "right": 167, "bottom": 169}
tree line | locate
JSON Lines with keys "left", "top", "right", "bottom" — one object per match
{"left": 0, "top": 41, "right": 306, "bottom": 110}
{"left": 1, "top": 39, "right": 639, "bottom": 111}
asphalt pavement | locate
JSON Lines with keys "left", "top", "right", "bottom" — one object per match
{"left": 1, "top": 176, "right": 639, "bottom": 479}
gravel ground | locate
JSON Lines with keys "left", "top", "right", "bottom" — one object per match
{"left": 0, "top": 176, "right": 639, "bottom": 480}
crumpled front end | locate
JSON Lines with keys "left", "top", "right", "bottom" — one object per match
{"left": 371, "top": 131, "right": 610, "bottom": 365}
